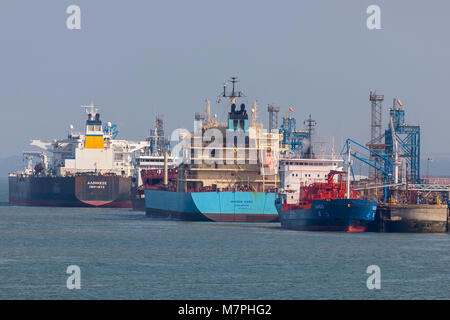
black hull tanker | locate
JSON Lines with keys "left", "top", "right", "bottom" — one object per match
{"left": 8, "top": 104, "right": 148, "bottom": 209}
{"left": 9, "top": 174, "right": 132, "bottom": 208}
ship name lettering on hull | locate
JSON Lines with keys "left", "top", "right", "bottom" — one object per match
{"left": 87, "top": 181, "right": 107, "bottom": 189}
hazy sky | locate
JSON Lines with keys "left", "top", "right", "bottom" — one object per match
{"left": 1, "top": 1, "right": 449, "bottom": 163}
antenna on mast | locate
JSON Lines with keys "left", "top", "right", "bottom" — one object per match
{"left": 222, "top": 76, "right": 244, "bottom": 100}
{"left": 81, "top": 102, "right": 99, "bottom": 119}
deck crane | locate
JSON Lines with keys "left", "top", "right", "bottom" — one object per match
{"left": 341, "top": 138, "right": 398, "bottom": 202}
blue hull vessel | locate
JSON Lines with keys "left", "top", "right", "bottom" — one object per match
{"left": 145, "top": 189, "right": 279, "bottom": 222}
{"left": 276, "top": 199, "right": 377, "bottom": 232}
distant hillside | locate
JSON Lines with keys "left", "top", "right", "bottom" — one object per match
{"left": 0, "top": 155, "right": 23, "bottom": 177}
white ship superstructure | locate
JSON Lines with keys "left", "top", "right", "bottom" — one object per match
{"left": 23, "top": 104, "right": 149, "bottom": 177}
{"left": 131, "top": 115, "right": 178, "bottom": 187}
{"left": 133, "top": 153, "right": 177, "bottom": 186}
{"left": 279, "top": 156, "right": 344, "bottom": 204}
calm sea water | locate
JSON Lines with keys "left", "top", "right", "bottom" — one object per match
{"left": 1, "top": 177, "right": 449, "bottom": 300}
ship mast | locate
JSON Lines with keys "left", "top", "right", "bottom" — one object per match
{"left": 81, "top": 102, "right": 99, "bottom": 119}
{"left": 222, "top": 76, "right": 244, "bottom": 101}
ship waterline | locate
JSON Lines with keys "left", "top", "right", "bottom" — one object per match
{"left": 277, "top": 198, "right": 378, "bottom": 232}
{"left": 145, "top": 189, "right": 279, "bottom": 222}
{"left": 9, "top": 175, "right": 132, "bottom": 208}
{"left": 8, "top": 104, "right": 149, "bottom": 208}
{"left": 143, "top": 78, "right": 281, "bottom": 223}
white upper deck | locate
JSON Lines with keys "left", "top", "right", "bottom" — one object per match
{"left": 279, "top": 156, "right": 344, "bottom": 204}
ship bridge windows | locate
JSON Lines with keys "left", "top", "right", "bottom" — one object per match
{"left": 87, "top": 125, "right": 102, "bottom": 133}
{"left": 283, "top": 161, "right": 339, "bottom": 168}
{"left": 139, "top": 158, "right": 164, "bottom": 163}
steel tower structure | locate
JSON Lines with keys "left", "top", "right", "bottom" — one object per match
{"left": 148, "top": 115, "right": 168, "bottom": 155}
{"left": 267, "top": 105, "right": 280, "bottom": 133}
{"left": 280, "top": 113, "right": 309, "bottom": 154}
{"left": 367, "top": 91, "right": 385, "bottom": 182}
{"left": 384, "top": 98, "right": 420, "bottom": 183}
{"left": 303, "top": 115, "right": 317, "bottom": 159}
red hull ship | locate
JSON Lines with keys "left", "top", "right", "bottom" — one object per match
{"left": 276, "top": 171, "right": 378, "bottom": 232}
